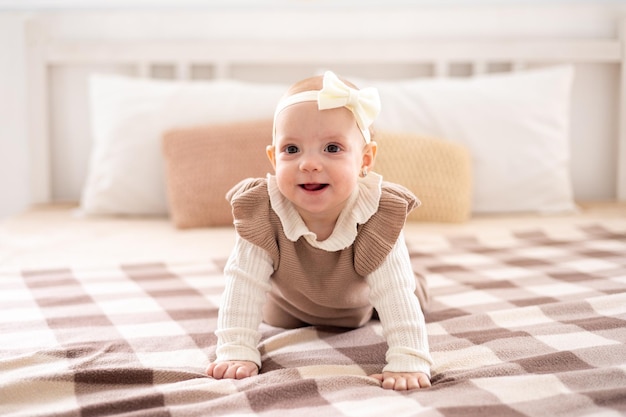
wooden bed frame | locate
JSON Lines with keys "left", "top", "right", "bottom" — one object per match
{"left": 25, "top": 16, "right": 626, "bottom": 206}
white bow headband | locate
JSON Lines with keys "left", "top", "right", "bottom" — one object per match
{"left": 272, "top": 71, "right": 381, "bottom": 144}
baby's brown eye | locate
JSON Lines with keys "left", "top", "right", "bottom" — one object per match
{"left": 285, "top": 145, "right": 299, "bottom": 154}
{"left": 325, "top": 144, "right": 341, "bottom": 153}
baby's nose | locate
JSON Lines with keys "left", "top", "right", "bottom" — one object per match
{"left": 299, "top": 151, "right": 322, "bottom": 172}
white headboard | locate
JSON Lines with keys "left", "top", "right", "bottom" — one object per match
{"left": 25, "top": 14, "right": 626, "bottom": 205}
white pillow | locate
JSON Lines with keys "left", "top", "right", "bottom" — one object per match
{"left": 80, "top": 74, "right": 286, "bottom": 216}
{"left": 369, "top": 66, "right": 576, "bottom": 213}
{"left": 83, "top": 67, "right": 575, "bottom": 216}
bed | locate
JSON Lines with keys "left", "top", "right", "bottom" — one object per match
{"left": 2, "top": 11, "right": 626, "bottom": 417}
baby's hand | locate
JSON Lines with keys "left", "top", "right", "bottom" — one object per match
{"left": 207, "top": 360, "right": 259, "bottom": 380}
{"left": 370, "top": 371, "right": 431, "bottom": 391}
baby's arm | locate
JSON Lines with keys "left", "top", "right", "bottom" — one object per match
{"left": 208, "top": 236, "right": 273, "bottom": 379}
{"left": 366, "top": 231, "right": 434, "bottom": 390}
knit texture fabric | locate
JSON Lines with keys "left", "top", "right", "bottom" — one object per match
{"left": 227, "top": 177, "right": 419, "bottom": 328}
{"left": 373, "top": 130, "right": 472, "bottom": 222}
{"left": 217, "top": 176, "right": 433, "bottom": 374}
{"left": 162, "top": 119, "right": 274, "bottom": 228}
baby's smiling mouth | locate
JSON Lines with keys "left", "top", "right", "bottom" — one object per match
{"left": 300, "top": 183, "right": 328, "bottom": 191}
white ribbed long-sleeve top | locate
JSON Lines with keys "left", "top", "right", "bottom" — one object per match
{"left": 215, "top": 173, "right": 433, "bottom": 375}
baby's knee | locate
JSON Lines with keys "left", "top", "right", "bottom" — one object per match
{"left": 262, "top": 301, "right": 306, "bottom": 328}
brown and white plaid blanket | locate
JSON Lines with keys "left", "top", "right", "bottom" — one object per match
{"left": 1, "top": 223, "right": 625, "bottom": 416}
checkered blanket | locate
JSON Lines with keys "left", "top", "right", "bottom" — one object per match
{"left": 2, "top": 223, "right": 625, "bottom": 416}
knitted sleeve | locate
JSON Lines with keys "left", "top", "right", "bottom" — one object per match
{"left": 366, "top": 230, "right": 433, "bottom": 376}
{"left": 214, "top": 234, "right": 274, "bottom": 368}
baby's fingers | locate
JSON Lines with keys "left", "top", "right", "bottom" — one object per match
{"left": 416, "top": 373, "right": 431, "bottom": 388}
{"left": 207, "top": 361, "right": 258, "bottom": 380}
{"left": 370, "top": 373, "right": 400, "bottom": 389}
{"left": 207, "top": 361, "right": 229, "bottom": 379}
{"left": 226, "top": 363, "right": 258, "bottom": 379}
{"left": 369, "top": 372, "right": 431, "bottom": 390}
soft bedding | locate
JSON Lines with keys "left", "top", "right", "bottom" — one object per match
{"left": 1, "top": 204, "right": 625, "bottom": 417}
{"left": 81, "top": 66, "right": 575, "bottom": 218}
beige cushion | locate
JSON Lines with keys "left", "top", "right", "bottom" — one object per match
{"left": 373, "top": 131, "right": 472, "bottom": 223}
{"left": 162, "top": 119, "right": 274, "bottom": 228}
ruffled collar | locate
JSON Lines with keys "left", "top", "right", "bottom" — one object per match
{"left": 267, "top": 172, "right": 382, "bottom": 251}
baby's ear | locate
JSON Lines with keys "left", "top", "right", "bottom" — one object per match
{"left": 363, "top": 141, "right": 377, "bottom": 171}
{"left": 266, "top": 145, "right": 277, "bottom": 169}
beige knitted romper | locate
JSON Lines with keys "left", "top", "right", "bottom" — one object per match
{"left": 227, "top": 178, "right": 429, "bottom": 329}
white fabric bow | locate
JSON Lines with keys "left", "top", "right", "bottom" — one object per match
{"left": 272, "top": 70, "right": 381, "bottom": 144}
{"left": 317, "top": 71, "right": 381, "bottom": 143}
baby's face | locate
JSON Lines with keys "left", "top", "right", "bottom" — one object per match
{"left": 268, "top": 101, "right": 370, "bottom": 224}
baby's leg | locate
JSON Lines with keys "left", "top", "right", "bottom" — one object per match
{"left": 262, "top": 299, "right": 306, "bottom": 328}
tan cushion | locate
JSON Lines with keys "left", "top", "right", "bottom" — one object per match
{"left": 162, "top": 119, "right": 274, "bottom": 229}
{"left": 373, "top": 131, "right": 472, "bottom": 223}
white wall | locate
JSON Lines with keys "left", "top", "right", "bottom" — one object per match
{"left": 0, "top": 13, "right": 29, "bottom": 218}
{"left": 0, "top": 1, "right": 625, "bottom": 219}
